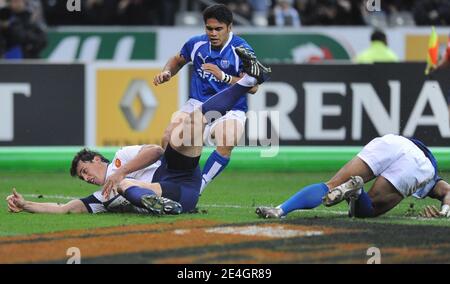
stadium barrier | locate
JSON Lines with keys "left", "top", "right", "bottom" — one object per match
{"left": 1, "top": 147, "right": 449, "bottom": 172}
{"left": 42, "top": 26, "right": 450, "bottom": 63}
{"left": 0, "top": 63, "right": 85, "bottom": 146}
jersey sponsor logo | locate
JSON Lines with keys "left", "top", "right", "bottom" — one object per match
{"left": 115, "top": 159, "right": 122, "bottom": 168}
{"left": 196, "top": 68, "right": 221, "bottom": 82}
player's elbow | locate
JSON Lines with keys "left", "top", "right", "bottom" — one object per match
{"left": 62, "top": 200, "right": 86, "bottom": 214}
{"left": 155, "top": 145, "right": 164, "bottom": 156}
{"left": 143, "top": 144, "right": 164, "bottom": 157}
{"left": 58, "top": 205, "right": 72, "bottom": 214}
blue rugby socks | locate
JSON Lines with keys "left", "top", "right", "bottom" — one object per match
{"left": 201, "top": 84, "right": 251, "bottom": 116}
{"left": 201, "top": 75, "right": 256, "bottom": 116}
{"left": 123, "top": 186, "right": 156, "bottom": 208}
{"left": 353, "top": 189, "right": 374, "bottom": 218}
{"left": 279, "top": 183, "right": 329, "bottom": 216}
{"left": 200, "top": 150, "right": 230, "bottom": 195}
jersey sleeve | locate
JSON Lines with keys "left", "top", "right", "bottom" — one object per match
{"left": 112, "top": 145, "right": 142, "bottom": 169}
{"left": 180, "top": 36, "right": 198, "bottom": 63}
{"left": 79, "top": 193, "right": 107, "bottom": 214}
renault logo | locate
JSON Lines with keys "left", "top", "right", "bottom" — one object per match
{"left": 120, "top": 80, "right": 158, "bottom": 131}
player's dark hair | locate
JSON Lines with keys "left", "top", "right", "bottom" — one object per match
{"left": 371, "top": 29, "right": 387, "bottom": 45}
{"left": 70, "top": 148, "right": 109, "bottom": 178}
{"left": 203, "top": 4, "right": 233, "bottom": 26}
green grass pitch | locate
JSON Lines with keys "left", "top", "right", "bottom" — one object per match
{"left": 2, "top": 170, "right": 450, "bottom": 237}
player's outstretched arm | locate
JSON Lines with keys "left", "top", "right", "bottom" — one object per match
{"left": 6, "top": 188, "right": 88, "bottom": 214}
{"left": 153, "top": 53, "right": 187, "bottom": 86}
{"left": 102, "top": 144, "right": 164, "bottom": 199}
{"left": 420, "top": 180, "right": 450, "bottom": 218}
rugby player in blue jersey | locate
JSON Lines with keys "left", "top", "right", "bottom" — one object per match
{"left": 154, "top": 4, "right": 259, "bottom": 195}
{"left": 7, "top": 47, "right": 271, "bottom": 215}
{"left": 256, "top": 134, "right": 450, "bottom": 219}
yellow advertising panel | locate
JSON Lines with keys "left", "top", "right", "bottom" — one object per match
{"left": 96, "top": 68, "right": 179, "bottom": 146}
{"left": 406, "top": 34, "right": 448, "bottom": 61}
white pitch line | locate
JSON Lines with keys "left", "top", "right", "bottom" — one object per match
{"left": 201, "top": 204, "right": 347, "bottom": 215}
{"left": 19, "top": 194, "right": 434, "bottom": 221}
{"left": 202, "top": 204, "right": 251, "bottom": 209}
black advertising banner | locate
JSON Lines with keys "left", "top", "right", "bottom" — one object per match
{"left": 246, "top": 63, "right": 450, "bottom": 146}
{"left": 0, "top": 64, "right": 84, "bottom": 145}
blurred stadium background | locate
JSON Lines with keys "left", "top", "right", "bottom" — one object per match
{"left": 1, "top": 0, "right": 450, "bottom": 264}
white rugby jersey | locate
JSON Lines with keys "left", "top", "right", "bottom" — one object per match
{"left": 106, "top": 145, "right": 161, "bottom": 182}
{"left": 80, "top": 145, "right": 162, "bottom": 214}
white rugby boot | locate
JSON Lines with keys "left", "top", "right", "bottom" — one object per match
{"left": 255, "top": 206, "right": 284, "bottom": 219}
{"left": 323, "top": 176, "right": 364, "bottom": 207}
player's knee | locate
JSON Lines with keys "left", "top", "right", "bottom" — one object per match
{"left": 216, "top": 146, "right": 233, "bottom": 157}
{"left": 118, "top": 179, "right": 135, "bottom": 192}
{"left": 218, "top": 132, "right": 236, "bottom": 147}
{"left": 324, "top": 180, "right": 338, "bottom": 190}
{"left": 215, "top": 121, "right": 243, "bottom": 147}
{"left": 369, "top": 197, "right": 397, "bottom": 217}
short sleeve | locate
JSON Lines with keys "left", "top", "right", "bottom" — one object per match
{"left": 79, "top": 194, "right": 107, "bottom": 214}
{"left": 180, "top": 37, "right": 197, "bottom": 63}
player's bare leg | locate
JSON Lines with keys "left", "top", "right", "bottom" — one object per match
{"left": 367, "top": 176, "right": 403, "bottom": 216}
{"left": 325, "top": 157, "right": 375, "bottom": 190}
{"left": 200, "top": 119, "right": 244, "bottom": 194}
{"left": 323, "top": 157, "right": 376, "bottom": 216}
{"left": 161, "top": 111, "right": 190, "bottom": 150}
{"left": 214, "top": 119, "right": 243, "bottom": 156}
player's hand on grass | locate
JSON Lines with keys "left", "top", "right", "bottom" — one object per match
{"left": 419, "top": 205, "right": 449, "bottom": 218}
{"left": 6, "top": 195, "right": 20, "bottom": 212}
{"left": 102, "top": 172, "right": 124, "bottom": 200}
{"left": 201, "top": 63, "right": 223, "bottom": 81}
{"left": 6, "top": 188, "right": 25, "bottom": 213}
{"left": 153, "top": 70, "right": 171, "bottom": 86}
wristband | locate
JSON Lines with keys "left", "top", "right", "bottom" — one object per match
{"left": 221, "top": 71, "right": 232, "bottom": 84}
{"left": 441, "top": 204, "right": 450, "bottom": 217}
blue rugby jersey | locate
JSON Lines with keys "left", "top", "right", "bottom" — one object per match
{"left": 409, "top": 138, "right": 442, "bottom": 199}
{"left": 180, "top": 32, "right": 254, "bottom": 112}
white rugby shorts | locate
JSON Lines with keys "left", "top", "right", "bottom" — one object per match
{"left": 357, "top": 134, "right": 435, "bottom": 197}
